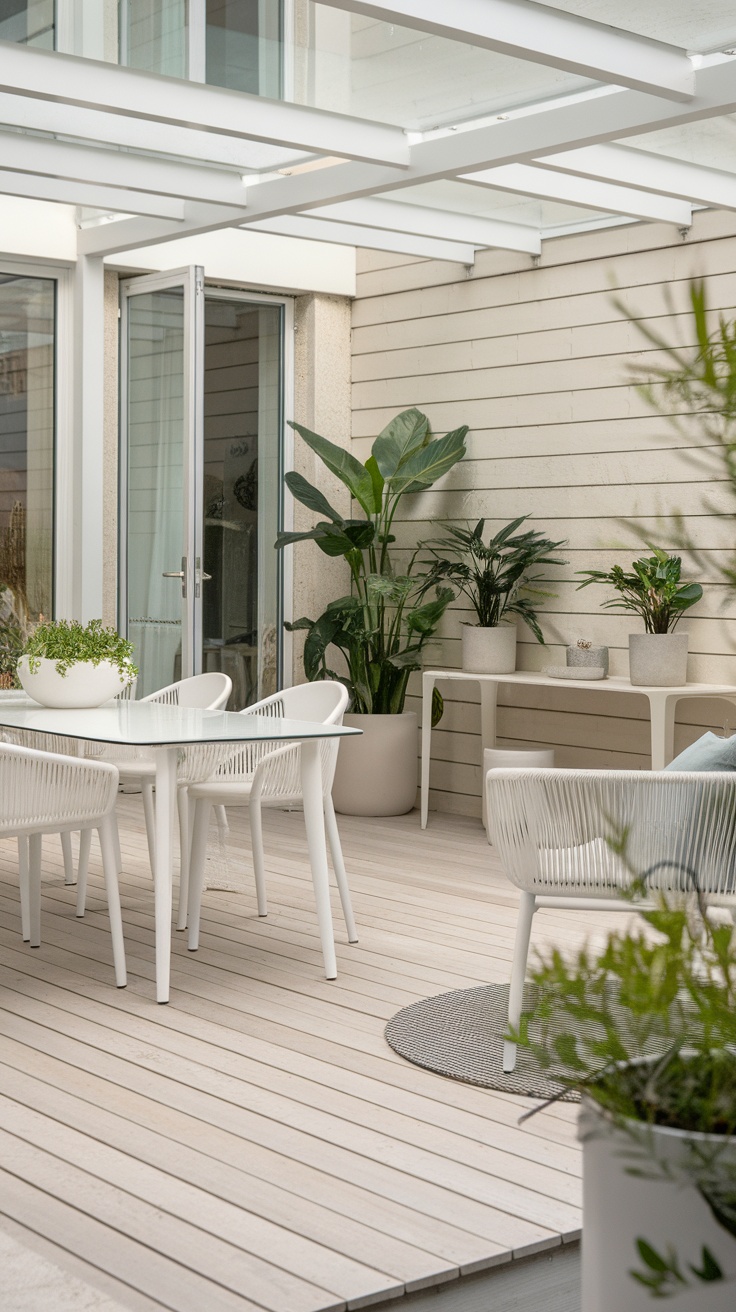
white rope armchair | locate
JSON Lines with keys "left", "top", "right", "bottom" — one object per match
{"left": 486, "top": 768, "right": 736, "bottom": 1073}
{"left": 185, "top": 681, "right": 357, "bottom": 958}
{"left": 0, "top": 741, "right": 126, "bottom": 987}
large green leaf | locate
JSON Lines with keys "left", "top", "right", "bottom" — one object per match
{"left": 391, "top": 427, "right": 467, "bottom": 494}
{"left": 284, "top": 471, "right": 343, "bottom": 524}
{"left": 289, "top": 421, "right": 377, "bottom": 515}
{"left": 365, "top": 455, "right": 385, "bottom": 509}
{"left": 372, "top": 408, "right": 430, "bottom": 478}
{"left": 275, "top": 527, "right": 333, "bottom": 550}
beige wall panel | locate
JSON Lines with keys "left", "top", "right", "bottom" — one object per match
{"left": 352, "top": 210, "right": 736, "bottom": 818}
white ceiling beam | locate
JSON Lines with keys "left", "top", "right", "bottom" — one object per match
{"left": 77, "top": 60, "right": 736, "bottom": 256}
{"left": 0, "top": 40, "right": 410, "bottom": 167}
{"left": 309, "top": 197, "right": 541, "bottom": 253}
{"left": 0, "top": 91, "right": 310, "bottom": 172}
{"left": 77, "top": 203, "right": 247, "bottom": 258}
{"left": 248, "top": 215, "right": 478, "bottom": 263}
{"left": 316, "top": 0, "right": 695, "bottom": 101}
{"left": 534, "top": 143, "right": 736, "bottom": 212}
{"left": 0, "top": 170, "right": 185, "bottom": 219}
{"left": 463, "top": 162, "right": 693, "bottom": 224}
{"left": 0, "top": 130, "right": 252, "bottom": 205}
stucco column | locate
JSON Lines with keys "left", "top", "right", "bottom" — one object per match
{"left": 291, "top": 293, "right": 352, "bottom": 683}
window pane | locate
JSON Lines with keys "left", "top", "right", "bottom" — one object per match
{"left": 206, "top": 0, "right": 281, "bottom": 97}
{"left": 0, "top": 273, "right": 55, "bottom": 645}
{"left": 0, "top": 0, "right": 54, "bottom": 48}
{"left": 122, "top": 0, "right": 188, "bottom": 78}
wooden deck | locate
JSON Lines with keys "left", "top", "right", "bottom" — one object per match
{"left": 0, "top": 800, "right": 629, "bottom": 1312}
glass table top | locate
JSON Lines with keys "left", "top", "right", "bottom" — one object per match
{"left": 0, "top": 702, "right": 361, "bottom": 747}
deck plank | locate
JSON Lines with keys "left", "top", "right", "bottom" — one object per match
{"left": 0, "top": 803, "right": 627, "bottom": 1310}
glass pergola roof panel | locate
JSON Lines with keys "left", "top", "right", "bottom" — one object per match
{"left": 541, "top": 1, "right": 736, "bottom": 52}
{"left": 620, "top": 118, "right": 736, "bottom": 173}
{"left": 301, "top": 3, "right": 601, "bottom": 130}
{"left": 381, "top": 179, "right": 612, "bottom": 233}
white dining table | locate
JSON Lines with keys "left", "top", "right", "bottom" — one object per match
{"left": 0, "top": 701, "right": 359, "bottom": 1003}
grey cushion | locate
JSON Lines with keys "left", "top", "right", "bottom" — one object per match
{"left": 664, "top": 731, "right": 736, "bottom": 773}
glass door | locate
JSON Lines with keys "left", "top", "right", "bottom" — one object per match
{"left": 120, "top": 266, "right": 204, "bottom": 698}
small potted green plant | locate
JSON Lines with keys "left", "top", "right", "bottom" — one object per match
{"left": 515, "top": 891, "right": 736, "bottom": 1309}
{"left": 18, "top": 618, "right": 137, "bottom": 707}
{"left": 421, "top": 516, "right": 567, "bottom": 673}
{"left": 577, "top": 547, "right": 702, "bottom": 686}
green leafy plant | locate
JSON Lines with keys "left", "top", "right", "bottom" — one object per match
{"left": 22, "top": 618, "right": 138, "bottom": 680}
{"left": 577, "top": 546, "right": 702, "bottom": 634}
{"left": 420, "top": 516, "right": 568, "bottom": 642}
{"left": 276, "top": 408, "right": 467, "bottom": 715}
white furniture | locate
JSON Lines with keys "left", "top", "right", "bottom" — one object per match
{"left": 483, "top": 746, "right": 555, "bottom": 837}
{"left": 186, "top": 681, "right": 357, "bottom": 963}
{"left": 1, "top": 741, "right": 126, "bottom": 987}
{"left": 0, "top": 701, "right": 358, "bottom": 1003}
{"left": 486, "top": 767, "right": 736, "bottom": 1073}
{"left": 421, "top": 669, "right": 736, "bottom": 827}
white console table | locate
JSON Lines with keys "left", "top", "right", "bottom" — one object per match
{"left": 420, "top": 669, "right": 736, "bottom": 828}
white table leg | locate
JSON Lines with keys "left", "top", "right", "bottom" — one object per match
{"left": 420, "top": 672, "right": 436, "bottom": 829}
{"left": 648, "top": 693, "right": 677, "bottom": 771}
{"left": 480, "top": 679, "right": 499, "bottom": 830}
{"left": 153, "top": 746, "right": 177, "bottom": 1003}
{"left": 300, "top": 738, "right": 337, "bottom": 980}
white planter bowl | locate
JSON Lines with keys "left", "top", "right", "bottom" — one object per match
{"left": 581, "top": 1098, "right": 736, "bottom": 1311}
{"left": 332, "top": 711, "right": 417, "bottom": 816}
{"left": 17, "top": 656, "right": 133, "bottom": 708}
{"left": 461, "top": 623, "right": 517, "bottom": 674}
{"left": 628, "top": 632, "right": 689, "bottom": 687}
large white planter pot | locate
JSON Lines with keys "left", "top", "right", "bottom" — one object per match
{"left": 332, "top": 711, "right": 418, "bottom": 816}
{"left": 17, "top": 657, "right": 133, "bottom": 708}
{"left": 580, "top": 1099, "right": 736, "bottom": 1311}
{"left": 461, "top": 624, "right": 517, "bottom": 674}
{"left": 629, "top": 632, "right": 689, "bottom": 687}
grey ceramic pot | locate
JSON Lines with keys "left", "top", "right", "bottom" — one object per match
{"left": 628, "top": 632, "right": 688, "bottom": 687}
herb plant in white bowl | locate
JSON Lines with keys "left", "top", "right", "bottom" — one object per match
{"left": 17, "top": 619, "right": 138, "bottom": 707}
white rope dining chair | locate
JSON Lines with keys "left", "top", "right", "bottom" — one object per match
{"left": 185, "top": 681, "right": 357, "bottom": 962}
{"left": 1, "top": 741, "right": 126, "bottom": 987}
{"left": 486, "top": 767, "right": 736, "bottom": 1073}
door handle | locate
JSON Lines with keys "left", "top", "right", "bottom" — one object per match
{"left": 162, "top": 556, "right": 187, "bottom": 598}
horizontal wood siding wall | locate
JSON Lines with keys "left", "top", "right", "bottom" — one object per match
{"left": 351, "top": 210, "right": 736, "bottom": 817}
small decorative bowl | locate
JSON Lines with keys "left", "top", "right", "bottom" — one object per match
{"left": 545, "top": 665, "right": 607, "bottom": 681}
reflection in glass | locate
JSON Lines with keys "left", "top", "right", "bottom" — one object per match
{"left": 0, "top": 274, "right": 55, "bottom": 680}
{"left": 202, "top": 298, "right": 281, "bottom": 707}
{"left": 120, "top": 0, "right": 187, "bottom": 78}
{"left": 0, "top": 0, "right": 54, "bottom": 47}
{"left": 125, "top": 288, "right": 185, "bottom": 697}
{"left": 206, "top": 0, "right": 281, "bottom": 96}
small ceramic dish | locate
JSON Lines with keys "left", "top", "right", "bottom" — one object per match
{"left": 544, "top": 666, "right": 607, "bottom": 681}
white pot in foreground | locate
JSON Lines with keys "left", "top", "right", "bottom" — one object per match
{"left": 580, "top": 1099, "right": 736, "bottom": 1311}
{"left": 461, "top": 623, "right": 517, "bottom": 674}
{"left": 17, "top": 656, "right": 133, "bottom": 708}
{"left": 332, "top": 711, "right": 418, "bottom": 816}
{"left": 628, "top": 632, "right": 689, "bottom": 687}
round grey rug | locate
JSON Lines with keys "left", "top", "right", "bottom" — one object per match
{"left": 385, "top": 982, "right": 580, "bottom": 1101}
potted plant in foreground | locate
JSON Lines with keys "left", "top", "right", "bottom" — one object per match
{"left": 18, "top": 618, "right": 137, "bottom": 707}
{"left": 515, "top": 889, "right": 736, "bottom": 1309}
{"left": 421, "top": 516, "right": 568, "bottom": 673}
{"left": 276, "top": 408, "right": 467, "bottom": 817}
{"left": 577, "top": 547, "right": 702, "bottom": 686}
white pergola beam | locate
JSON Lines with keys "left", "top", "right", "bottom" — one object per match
{"left": 0, "top": 168, "right": 186, "bottom": 219}
{"left": 463, "top": 162, "right": 693, "bottom": 225}
{"left": 535, "top": 143, "right": 736, "bottom": 213}
{"left": 316, "top": 0, "right": 695, "bottom": 101}
{"left": 0, "top": 91, "right": 310, "bottom": 173}
{"left": 310, "top": 198, "right": 541, "bottom": 253}
{"left": 77, "top": 60, "right": 736, "bottom": 257}
{"left": 0, "top": 40, "right": 410, "bottom": 167}
{"left": 249, "top": 215, "right": 478, "bottom": 263}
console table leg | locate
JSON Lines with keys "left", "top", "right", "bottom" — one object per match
{"left": 648, "top": 693, "right": 676, "bottom": 771}
{"left": 480, "top": 680, "right": 499, "bottom": 830}
{"left": 420, "top": 672, "right": 435, "bottom": 829}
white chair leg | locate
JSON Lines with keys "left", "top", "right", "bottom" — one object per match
{"left": 112, "top": 816, "right": 123, "bottom": 875}
{"left": 250, "top": 796, "right": 268, "bottom": 917}
{"left": 214, "top": 804, "right": 229, "bottom": 835}
{"left": 141, "top": 779, "right": 156, "bottom": 877}
{"left": 61, "top": 829, "right": 75, "bottom": 885}
{"left": 177, "top": 787, "right": 191, "bottom": 931}
{"left": 18, "top": 835, "right": 29, "bottom": 942}
{"left": 98, "top": 816, "right": 127, "bottom": 988}
{"left": 325, "top": 795, "right": 357, "bottom": 943}
{"left": 28, "top": 831, "right": 42, "bottom": 948}
{"left": 503, "top": 891, "right": 537, "bottom": 1074}
{"left": 76, "top": 828, "right": 93, "bottom": 917}
{"left": 187, "top": 798, "right": 212, "bottom": 951}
